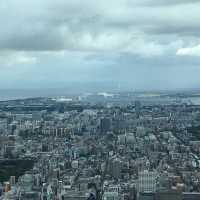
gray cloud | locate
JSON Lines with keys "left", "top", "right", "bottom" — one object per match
{"left": 1, "top": 0, "right": 200, "bottom": 53}
{"left": 142, "top": 0, "right": 200, "bottom": 6}
{"left": 1, "top": 0, "right": 200, "bottom": 90}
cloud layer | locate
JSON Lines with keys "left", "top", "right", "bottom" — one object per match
{"left": 1, "top": 0, "right": 200, "bottom": 90}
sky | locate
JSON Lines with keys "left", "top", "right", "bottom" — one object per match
{"left": 1, "top": 0, "right": 200, "bottom": 91}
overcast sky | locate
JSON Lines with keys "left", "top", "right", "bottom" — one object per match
{"left": 1, "top": 0, "right": 200, "bottom": 91}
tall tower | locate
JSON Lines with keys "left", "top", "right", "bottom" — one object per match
{"left": 135, "top": 100, "right": 141, "bottom": 118}
{"left": 100, "top": 117, "right": 111, "bottom": 134}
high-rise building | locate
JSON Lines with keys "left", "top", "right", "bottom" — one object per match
{"left": 138, "top": 192, "right": 155, "bottom": 200}
{"left": 135, "top": 101, "right": 141, "bottom": 118}
{"left": 108, "top": 158, "right": 122, "bottom": 180}
{"left": 136, "top": 126, "right": 146, "bottom": 137}
{"left": 10, "top": 176, "right": 16, "bottom": 186}
{"left": 103, "top": 191, "right": 120, "bottom": 200}
{"left": 155, "top": 190, "right": 182, "bottom": 200}
{"left": 100, "top": 117, "right": 111, "bottom": 134}
{"left": 138, "top": 170, "right": 158, "bottom": 193}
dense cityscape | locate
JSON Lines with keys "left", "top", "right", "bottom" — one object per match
{"left": 2, "top": 0, "right": 200, "bottom": 199}
{"left": 1, "top": 92, "right": 200, "bottom": 200}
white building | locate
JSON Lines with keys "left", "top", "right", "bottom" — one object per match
{"left": 138, "top": 170, "right": 158, "bottom": 193}
{"left": 103, "top": 192, "right": 120, "bottom": 200}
